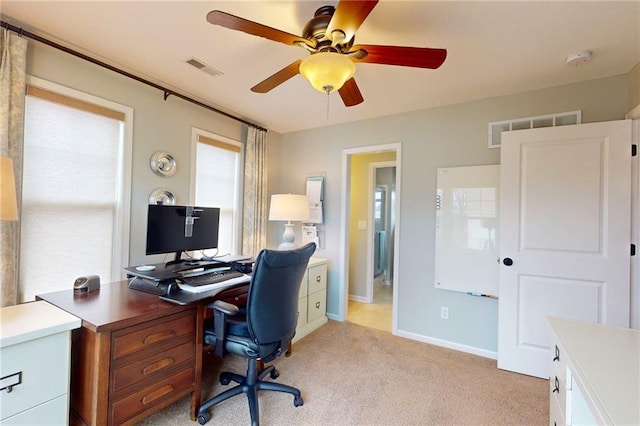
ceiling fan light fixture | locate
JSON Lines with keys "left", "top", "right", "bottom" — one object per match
{"left": 299, "top": 52, "right": 356, "bottom": 94}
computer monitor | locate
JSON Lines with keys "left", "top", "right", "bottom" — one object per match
{"left": 145, "top": 204, "right": 220, "bottom": 264}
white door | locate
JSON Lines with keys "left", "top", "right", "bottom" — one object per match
{"left": 497, "top": 120, "right": 633, "bottom": 378}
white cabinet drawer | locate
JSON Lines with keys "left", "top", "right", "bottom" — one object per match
{"left": 307, "top": 290, "right": 327, "bottom": 324}
{"left": 1, "top": 393, "right": 68, "bottom": 425}
{"left": 550, "top": 340, "right": 568, "bottom": 381}
{"left": 0, "top": 332, "right": 71, "bottom": 420}
{"left": 549, "top": 392, "right": 566, "bottom": 426}
{"left": 294, "top": 258, "right": 328, "bottom": 342}
{"left": 308, "top": 264, "right": 327, "bottom": 295}
{"left": 549, "top": 372, "right": 567, "bottom": 421}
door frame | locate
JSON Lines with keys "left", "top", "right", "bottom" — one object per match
{"left": 339, "top": 143, "right": 401, "bottom": 334}
{"left": 367, "top": 161, "right": 396, "bottom": 303}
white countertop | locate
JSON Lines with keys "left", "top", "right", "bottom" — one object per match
{"left": 308, "top": 257, "right": 328, "bottom": 267}
{"left": 548, "top": 317, "right": 640, "bottom": 425}
{"left": 0, "top": 301, "right": 81, "bottom": 348}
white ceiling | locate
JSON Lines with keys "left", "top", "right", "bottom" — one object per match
{"left": 2, "top": 1, "right": 639, "bottom": 134}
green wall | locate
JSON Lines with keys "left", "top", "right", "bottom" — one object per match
{"left": 23, "top": 35, "right": 634, "bottom": 356}
{"left": 278, "top": 74, "right": 630, "bottom": 354}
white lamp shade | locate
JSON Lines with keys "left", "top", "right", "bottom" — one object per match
{"left": 299, "top": 52, "right": 356, "bottom": 94}
{"left": 268, "top": 194, "right": 309, "bottom": 222}
{"left": 0, "top": 157, "right": 18, "bottom": 221}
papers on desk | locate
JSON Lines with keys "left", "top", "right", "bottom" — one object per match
{"left": 178, "top": 274, "right": 251, "bottom": 294}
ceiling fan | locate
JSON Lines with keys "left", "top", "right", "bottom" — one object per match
{"left": 206, "top": 0, "right": 447, "bottom": 107}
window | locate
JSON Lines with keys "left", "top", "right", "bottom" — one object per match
{"left": 191, "top": 128, "right": 243, "bottom": 256}
{"left": 20, "top": 77, "right": 132, "bottom": 301}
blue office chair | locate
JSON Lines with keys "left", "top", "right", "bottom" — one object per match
{"left": 197, "top": 242, "right": 316, "bottom": 426}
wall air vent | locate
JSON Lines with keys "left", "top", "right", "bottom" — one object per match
{"left": 186, "top": 58, "right": 223, "bottom": 77}
{"left": 488, "top": 110, "right": 581, "bottom": 149}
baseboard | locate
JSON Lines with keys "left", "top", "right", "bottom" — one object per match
{"left": 348, "top": 294, "right": 368, "bottom": 303}
{"left": 326, "top": 312, "right": 340, "bottom": 321}
{"left": 324, "top": 314, "right": 498, "bottom": 360}
{"left": 395, "top": 329, "right": 498, "bottom": 360}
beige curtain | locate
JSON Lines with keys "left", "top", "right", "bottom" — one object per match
{"left": 242, "top": 126, "right": 268, "bottom": 257}
{"left": 0, "top": 28, "right": 27, "bottom": 307}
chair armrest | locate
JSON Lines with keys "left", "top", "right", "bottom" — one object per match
{"left": 209, "top": 300, "right": 240, "bottom": 358}
{"left": 211, "top": 300, "right": 240, "bottom": 316}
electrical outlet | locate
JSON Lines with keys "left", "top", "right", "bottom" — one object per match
{"left": 440, "top": 306, "right": 449, "bottom": 320}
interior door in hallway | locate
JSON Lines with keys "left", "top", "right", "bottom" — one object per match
{"left": 497, "top": 120, "right": 633, "bottom": 378}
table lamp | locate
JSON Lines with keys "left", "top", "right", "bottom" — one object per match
{"left": 268, "top": 194, "right": 309, "bottom": 250}
{"left": 0, "top": 156, "right": 18, "bottom": 221}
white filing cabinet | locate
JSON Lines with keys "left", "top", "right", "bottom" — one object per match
{"left": 0, "top": 301, "right": 80, "bottom": 425}
{"left": 294, "top": 257, "right": 329, "bottom": 341}
{"left": 548, "top": 317, "right": 640, "bottom": 426}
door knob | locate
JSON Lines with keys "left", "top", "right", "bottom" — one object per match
{"left": 502, "top": 257, "right": 513, "bottom": 266}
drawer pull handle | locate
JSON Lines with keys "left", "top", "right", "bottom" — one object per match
{"left": 142, "top": 357, "right": 175, "bottom": 375}
{"left": 315, "top": 276, "right": 321, "bottom": 282}
{"left": 315, "top": 301, "right": 321, "bottom": 309}
{"left": 553, "top": 345, "right": 560, "bottom": 362}
{"left": 142, "top": 384, "right": 174, "bottom": 405}
{"left": 0, "top": 372, "right": 22, "bottom": 393}
{"left": 143, "top": 330, "right": 176, "bottom": 345}
{"left": 552, "top": 376, "right": 560, "bottom": 393}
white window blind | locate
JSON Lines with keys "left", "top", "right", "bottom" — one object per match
{"left": 20, "top": 80, "right": 131, "bottom": 301}
{"left": 193, "top": 130, "right": 243, "bottom": 256}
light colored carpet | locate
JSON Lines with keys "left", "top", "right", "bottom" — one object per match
{"left": 139, "top": 321, "right": 548, "bottom": 425}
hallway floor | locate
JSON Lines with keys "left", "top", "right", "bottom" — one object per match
{"left": 347, "top": 281, "right": 393, "bottom": 332}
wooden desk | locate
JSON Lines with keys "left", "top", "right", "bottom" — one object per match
{"left": 37, "top": 280, "right": 248, "bottom": 425}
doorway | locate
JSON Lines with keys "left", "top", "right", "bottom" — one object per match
{"left": 339, "top": 144, "right": 401, "bottom": 334}
{"left": 371, "top": 163, "right": 396, "bottom": 297}
{"left": 348, "top": 162, "right": 396, "bottom": 331}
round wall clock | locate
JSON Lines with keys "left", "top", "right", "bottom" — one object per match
{"left": 148, "top": 188, "right": 176, "bottom": 205}
{"left": 150, "top": 151, "right": 176, "bottom": 177}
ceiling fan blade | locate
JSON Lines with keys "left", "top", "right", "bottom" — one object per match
{"left": 351, "top": 44, "right": 447, "bottom": 69}
{"left": 338, "top": 78, "right": 364, "bottom": 107}
{"left": 251, "top": 60, "right": 302, "bottom": 93}
{"left": 327, "top": 0, "right": 378, "bottom": 44}
{"left": 207, "top": 10, "right": 314, "bottom": 48}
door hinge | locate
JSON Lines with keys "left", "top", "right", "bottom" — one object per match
{"left": 632, "top": 144, "right": 637, "bottom": 157}
{"left": 632, "top": 244, "right": 636, "bottom": 256}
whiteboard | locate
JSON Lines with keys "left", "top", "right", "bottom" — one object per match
{"left": 434, "top": 165, "right": 500, "bottom": 296}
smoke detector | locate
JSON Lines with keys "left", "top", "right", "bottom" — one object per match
{"left": 565, "top": 50, "right": 592, "bottom": 67}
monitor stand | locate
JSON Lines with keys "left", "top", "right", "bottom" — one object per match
{"left": 165, "top": 251, "right": 186, "bottom": 267}
{"left": 128, "top": 277, "right": 178, "bottom": 296}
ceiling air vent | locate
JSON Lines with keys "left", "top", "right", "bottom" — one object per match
{"left": 186, "top": 58, "right": 223, "bottom": 77}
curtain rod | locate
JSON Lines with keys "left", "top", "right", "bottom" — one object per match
{"left": 1, "top": 20, "right": 268, "bottom": 132}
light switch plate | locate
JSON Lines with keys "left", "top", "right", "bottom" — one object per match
{"left": 358, "top": 220, "right": 367, "bottom": 230}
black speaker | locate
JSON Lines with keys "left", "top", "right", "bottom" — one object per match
{"left": 73, "top": 275, "right": 100, "bottom": 293}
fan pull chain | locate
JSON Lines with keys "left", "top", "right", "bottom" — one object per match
{"left": 326, "top": 92, "right": 330, "bottom": 121}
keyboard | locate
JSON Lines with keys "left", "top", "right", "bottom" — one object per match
{"left": 179, "top": 269, "right": 244, "bottom": 287}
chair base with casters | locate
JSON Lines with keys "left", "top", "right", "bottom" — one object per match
{"left": 196, "top": 357, "right": 303, "bottom": 425}
{"left": 196, "top": 243, "right": 316, "bottom": 426}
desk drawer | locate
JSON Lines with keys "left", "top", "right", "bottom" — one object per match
{"left": 549, "top": 373, "right": 566, "bottom": 419}
{"left": 307, "top": 289, "right": 327, "bottom": 324}
{"left": 112, "top": 339, "right": 194, "bottom": 393}
{"left": 112, "top": 311, "right": 195, "bottom": 360}
{"left": 110, "top": 367, "right": 193, "bottom": 425}
{"left": 308, "top": 264, "right": 327, "bottom": 295}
